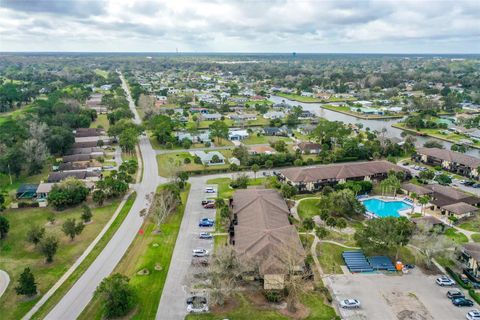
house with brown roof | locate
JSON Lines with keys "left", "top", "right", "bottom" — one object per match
{"left": 424, "top": 184, "right": 480, "bottom": 220}
{"left": 458, "top": 243, "right": 480, "bottom": 282}
{"left": 277, "top": 160, "right": 408, "bottom": 192}
{"left": 293, "top": 142, "right": 321, "bottom": 155}
{"left": 414, "top": 148, "right": 480, "bottom": 180}
{"left": 229, "top": 189, "right": 305, "bottom": 289}
{"left": 401, "top": 183, "right": 434, "bottom": 197}
{"left": 248, "top": 145, "right": 276, "bottom": 155}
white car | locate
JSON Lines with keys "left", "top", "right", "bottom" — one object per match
{"left": 187, "top": 303, "right": 209, "bottom": 313}
{"left": 436, "top": 276, "right": 456, "bottom": 286}
{"left": 192, "top": 248, "right": 209, "bottom": 257}
{"left": 205, "top": 187, "right": 216, "bottom": 193}
{"left": 340, "top": 299, "right": 361, "bottom": 309}
{"left": 467, "top": 309, "right": 480, "bottom": 320}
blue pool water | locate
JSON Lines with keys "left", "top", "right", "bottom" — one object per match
{"left": 362, "top": 199, "right": 412, "bottom": 218}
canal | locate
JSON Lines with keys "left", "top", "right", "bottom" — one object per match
{"left": 269, "top": 95, "right": 480, "bottom": 157}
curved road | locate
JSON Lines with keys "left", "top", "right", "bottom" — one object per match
{"left": 0, "top": 270, "right": 10, "bottom": 299}
{"left": 43, "top": 73, "right": 162, "bottom": 319}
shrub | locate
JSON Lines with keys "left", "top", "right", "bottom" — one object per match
{"left": 263, "top": 290, "right": 283, "bottom": 303}
{"left": 230, "top": 174, "right": 249, "bottom": 189}
{"left": 204, "top": 141, "right": 211, "bottom": 147}
{"left": 48, "top": 177, "right": 89, "bottom": 210}
{"left": 469, "top": 289, "right": 480, "bottom": 304}
{"left": 445, "top": 267, "right": 471, "bottom": 289}
{"left": 18, "top": 202, "right": 39, "bottom": 208}
{"left": 184, "top": 157, "right": 191, "bottom": 164}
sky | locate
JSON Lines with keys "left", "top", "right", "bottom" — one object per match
{"left": 0, "top": 0, "right": 479, "bottom": 53}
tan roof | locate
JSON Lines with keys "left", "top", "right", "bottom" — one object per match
{"left": 232, "top": 189, "right": 305, "bottom": 275}
{"left": 296, "top": 142, "right": 321, "bottom": 151}
{"left": 441, "top": 202, "right": 479, "bottom": 215}
{"left": 417, "top": 147, "right": 480, "bottom": 169}
{"left": 280, "top": 160, "right": 407, "bottom": 183}
{"left": 401, "top": 183, "right": 434, "bottom": 195}
{"left": 36, "top": 183, "right": 54, "bottom": 193}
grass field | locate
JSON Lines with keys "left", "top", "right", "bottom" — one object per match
{"left": 0, "top": 199, "right": 121, "bottom": 320}
{"left": 276, "top": 92, "right": 322, "bottom": 103}
{"left": 242, "top": 135, "right": 290, "bottom": 145}
{"left": 445, "top": 228, "right": 469, "bottom": 244}
{"left": 94, "top": 69, "right": 109, "bottom": 78}
{"left": 78, "top": 185, "right": 190, "bottom": 320}
{"left": 156, "top": 150, "right": 233, "bottom": 177}
{"left": 316, "top": 242, "right": 345, "bottom": 274}
{"left": 186, "top": 291, "right": 336, "bottom": 320}
{"left": 458, "top": 216, "right": 480, "bottom": 232}
{"left": 297, "top": 198, "right": 321, "bottom": 220}
{"left": 206, "top": 177, "right": 266, "bottom": 199}
{"left": 90, "top": 114, "right": 109, "bottom": 130}
{"left": 31, "top": 193, "right": 136, "bottom": 319}
{"left": 472, "top": 234, "right": 480, "bottom": 243}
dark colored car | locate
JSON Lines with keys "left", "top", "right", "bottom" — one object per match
{"left": 446, "top": 289, "right": 464, "bottom": 300}
{"left": 203, "top": 202, "right": 215, "bottom": 209}
{"left": 452, "top": 297, "right": 474, "bottom": 307}
{"left": 472, "top": 184, "right": 480, "bottom": 189}
{"left": 187, "top": 296, "right": 207, "bottom": 305}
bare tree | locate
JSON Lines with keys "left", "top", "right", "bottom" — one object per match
{"left": 411, "top": 223, "right": 457, "bottom": 269}
{"left": 148, "top": 188, "right": 180, "bottom": 232}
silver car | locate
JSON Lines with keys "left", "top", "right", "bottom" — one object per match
{"left": 340, "top": 299, "right": 361, "bottom": 309}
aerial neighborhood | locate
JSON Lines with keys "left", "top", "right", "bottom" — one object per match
{"left": 1, "top": 52, "right": 480, "bottom": 320}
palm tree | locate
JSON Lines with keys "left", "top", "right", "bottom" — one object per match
{"left": 418, "top": 195, "right": 430, "bottom": 216}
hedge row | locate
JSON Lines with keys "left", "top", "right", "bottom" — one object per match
{"left": 445, "top": 267, "right": 471, "bottom": 289}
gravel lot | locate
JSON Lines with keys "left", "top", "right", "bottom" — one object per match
{"left": 325, "top": 269, "right": 477, "bottom": 320}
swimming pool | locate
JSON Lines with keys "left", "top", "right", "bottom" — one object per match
{"left": 362, "top": 198, "right": 412, "bottom": 218}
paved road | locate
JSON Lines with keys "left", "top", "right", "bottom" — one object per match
{"left": 0, "top": 270, "right": 10, "bottom": 299}
{"left": 43, "top": 73, "right": 163, "bottom": 320}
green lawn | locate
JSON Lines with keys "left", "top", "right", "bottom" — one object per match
{"left": 242, "top": 135, "right": 290, "bottom": 145}
{"left": 0, "top": 200, "right": 121, "bottom": 320}
{"left": 90, "top": 114, "right": 109, "bottom": 130}
{"left": 31, "top": 193, "right": 137, "bottom": 319}
{"left": 276, "top": 92, "right": 322, "bottom": 103}
{"left": 297, "top": 198, "right": 321, "bottom": 220}
{"left": 156, "top": 151, "right": 232, "bottom": 177}
{"left": 445, "top": 228, "right": 469, "bottom": 244}
{"left": 214, "top": 234, "right": 228, "bottom": 251}
{"left": 316, "top": 242, "right": 345, "bottom": 274}
{"left": 472, "top": 234, "right": 480, "bottom": 243}
{"left": 94, "top": 69, "right": 109, "bottom": 78}
{"left": 78, "top": 185, "right": 190, "bottom": 320}
{"left": 186, "top": 291, "right": 336, "bottom": 320}
{"left": 458, "top": 217, "right": 480, "bottom": 232}
{"left": 207, "top": 177, "right": 266, "bottom": 199}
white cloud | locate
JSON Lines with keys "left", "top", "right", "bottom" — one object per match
{"left": 0, "top": 0, "right": 479, "bottom": 53}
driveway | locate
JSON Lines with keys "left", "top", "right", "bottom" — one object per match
{"left": 325, "top": 269, "right": 476, "bottom": 320}
{"left": 39, "top": 72, "right": 163, "bottom": 320}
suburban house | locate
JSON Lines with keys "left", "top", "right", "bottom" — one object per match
{"left": 298, "top": 110, "right": 316, "bottom": 119}
{"left": 74, "top": 128, "right": 104, "bottom": 137}
{"left": 86, "top": 93, "right": 107, "bottom": 114}
{"left": 200, "top": 113, "right": 222, "bottom": 121}
{"left": 191, "top": 151, "right": 225, "bottom": 165}
{"left": 249, "top": 145, "right": 276, "bottom": 155}
{"left": 401, "top": 183, "right": 434, "bottom": 197}
{"left": 190, "top": 107, "right": 209, "bottom": 114}
{"left": 175, "top": 131, "right": 210, "bottom": 144}
{"left": 413, "top": 148, "right": 480, "bottom": 180}
{"left": 228, "top": 129, "right": 249, "bottom": 141}
{"left": 229, "top": 189, "right": 305, "bottom": 289}
{"left": 423, "top": 184, "right": 480, "bottom": 220}
{"left": 458, "top": 243, "right": 480, "bottom": 283}
{"left": 263, "top": 126, "right": 291, "bottom": 137}
{"left": 62, "top": 154, "right": 97, "bottom": 163}
{"left": 229, "top": 113, "right": 257, "bottom": 122}
{"left": 263, "top": 111, "right": 285, "bottom": 119}
{"left": 36, "top": 183, "right": 55, "bottom": 200}
{"left": 66, "top": 147, "right": 104, "bottom": 157}
{"left": 58, "top": 161, "right": 102, "bottom": 173}
{"left": 277, "top": 161, "right": 408, "bottom": 192}
{"left": 293, "top": 142, "right": 322, "bottom": 154}
{"left": 16, "top": 184, "right": 39, "bottom": 199}
{"left": 297, "top": 124, "right": 316, "bottom": 136}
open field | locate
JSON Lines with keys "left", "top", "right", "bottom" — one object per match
{"left": 89, "top": 114, "right": 109, "bottom": 130}
{"left": 78, "top": 185, "right": 190, "bottom": 320}
{"left": 242, "top": 135, "right": 291, "bottom": 145}
{"left": 31, "top": 193, "right": 136, "bottom": 319}
{"left": 156, "top": 150, "right": 233, "bottom": 177}
{"left": 0, "top": 200, "right": 121, "bottom": 320}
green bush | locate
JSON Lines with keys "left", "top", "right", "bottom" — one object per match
{"left": 263, "top": 290, "right": 283, "bottom": 303}
{"left": 445, "top": 267, "right": 471, "bottom": 289}
{"left": 469, "top": 289, "right": 480, "bottom": 304}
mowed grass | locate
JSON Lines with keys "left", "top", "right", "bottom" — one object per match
{"left": 242, "top": 135, "right": 290, "bottom": 145}
{"left": 0, "top": 200, "right": 120, "bottom": 320}
{"left": 472, "top": 234, "right": 480, "bottom": 243}
{"left": 31, "top": 193, "right": 136, "bottom": 319}
{"left": 156, "top": 151, "right": 232, "bottom": 177}
{"left": 445, "top": 228, "right": 469, "bottom": 244}
{"left": 78, "top": 185, "right": 190, "bottom": 320}
{"left": 316, "top": 242, "right": 345, "bottom": 274}
{"left": 207, "top": 177, "right": 266, "bottom": 199}
{"left": 90, "top": 114, "right": 109, "bottom": 130}
{"left": 297, "top": 198, "right": 321, "bottom": 220}
{"left": 458, "top": 216, "right": 480, "bottom": 232}
{"left": 276, "top": 92, "right": 322, "bottom": 103}
{"left": 186, "top": 291, "right": 336, "bottom": 320}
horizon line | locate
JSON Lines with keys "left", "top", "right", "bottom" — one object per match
{"left": 1, "top": 51, "right": 480, "bottom": 55}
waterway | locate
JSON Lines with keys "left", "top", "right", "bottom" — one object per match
{"left": 269, "top": 95, "right": 480, "bottom": 157}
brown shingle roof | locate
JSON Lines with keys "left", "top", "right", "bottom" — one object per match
{"left": 401, "top": 183, "right": 434, "bottom": 196}
{"left": 463, "top": 243, "right": 480, "bottom": 262}
{"left": 232, "top": 189, "right": 305, "bottom": 275}
{"left": 416, "top": 147, "right": 480, "bottom": 169}
{"left": 441, "top": 202, "right": 479, "bottom": 215}
{"left": 280, "top": 160, "right": 407, "bottom": 183}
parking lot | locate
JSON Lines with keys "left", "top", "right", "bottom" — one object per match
{"left": 325, "top": 269, "right": 477, "bottom": 320}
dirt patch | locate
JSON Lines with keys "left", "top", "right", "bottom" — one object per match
{"left": 278, "top": 303, "right": 310, "bottom": 319}
{"left": 383, "top": 291, "right": 433, "bottom": 320}
{"left": 210, "top": 298, "right": 239, "bottom": 313}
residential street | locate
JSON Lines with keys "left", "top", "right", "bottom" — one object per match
{"left": 42, "top": 73, "right": 163, "bottom": 320}
{"left": 0, "top": 270, "right": 10, "bottom": 299}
